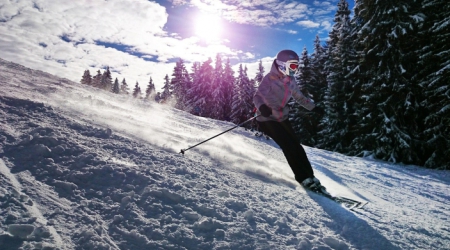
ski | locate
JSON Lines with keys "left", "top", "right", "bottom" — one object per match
{"left": 331, "top": 195, "right": 368, "bottom": 210}
{"left": 309, "top": 187, "right": 368, "bottom": 210}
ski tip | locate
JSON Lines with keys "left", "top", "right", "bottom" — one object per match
{"left": 348, "top": 201, "right": 369, "bottom": 210}
{"left": 357, "top": 201, "right": 369, "bottom": 209}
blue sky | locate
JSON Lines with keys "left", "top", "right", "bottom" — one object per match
{"left": 0, "top": 0, "right": 352, "bottom": 90}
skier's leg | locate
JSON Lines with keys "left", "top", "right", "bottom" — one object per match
{"left": 257, "top": 120, "right": 314, "bottom": 182}
{"left": 277, "top": 119, "right": 315, "bottom": 181}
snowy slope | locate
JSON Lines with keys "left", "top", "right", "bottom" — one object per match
{"left": 0, "top": 58, "right": 449, "bottom": 250}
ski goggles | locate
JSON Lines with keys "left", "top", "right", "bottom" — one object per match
{"left": 276, "top": 59, "right": 299, "bottom": 76}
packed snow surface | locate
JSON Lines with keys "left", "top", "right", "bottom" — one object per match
{"left": 0, "top": 58, "right": 449, "bottom": 249}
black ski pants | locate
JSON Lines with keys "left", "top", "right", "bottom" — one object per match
{"left": 257, "top": 119, "right": 314, "bottom": 183}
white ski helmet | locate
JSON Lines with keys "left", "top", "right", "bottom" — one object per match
{"left": 276, "top": 50, "right": 299, "bottom": 76}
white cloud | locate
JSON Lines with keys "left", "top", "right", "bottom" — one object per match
{"left": 168, "top": 0, "right": 190, "bottom": 5}
{"left": 0, "top": 0, "right": 241, "bottom": 90}
{"left": 188, "top": 0, "right": 310, "bottom": 26}
{"left": 296, "top": 20, "right": 320, "bottom": 28}
{"left": 273, "top": 28, "right": 298, "bottom": 34}
{"left": 320, "top": 21, "right": 333, "bottom": 32}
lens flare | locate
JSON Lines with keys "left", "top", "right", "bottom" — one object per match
{"left": 194, "top": 12, "right": 222, "bottom": 42}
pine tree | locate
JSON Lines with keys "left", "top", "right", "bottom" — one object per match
{"left": 92, "top": 70, "right": 102, "bottom": 88}
{"left": 155, "top": 92, "right": 162, "bottom": 103}
{"left": 132, "top": 82, "right": 142, "bottom": 98}
{"left": 171, "top": 59, "right": 190, "bottom": 109}
{"left": 353, "top": 0, "right": 423, "bottom": 163}
{"left": 80, "top": 70, "right": 92, "bottom": 85}
{"left": 187, "top": 59, "right": 214, "bottom": 117}
{"left": 251, "top": 59, "right": 266, "bottom": 130}
{"left": 310, "top": 35, "right": 328, "bottom": 98}
{"left": 231, "top": 64, "right": 254, "bottom": 124}
{"left": 160, "top": 74, "right": 171, "bottom": 103}
{"left": 319, "top": 0, "right": 357, "bottom": 152}
{"left": 255, "top": 60, "right": 265, "bottom": 85}
{"left": 221, "top": 58, "right": 235, "bottom": 121}
{"left": 243, "top": 66, "right": 256, "bottom": 114}
{"left": 309, "top": 35, "right": 328, "bottom": 145}
{"left": 211, "top": 54, "right": 225, "bottom": 120}
{"left": 290, "top": 47, "right": 317, "bottom": 146}
{"left": 296, "top": 47, "right": 315, "bottom": 93}
{"left": 145, "top": 77, "right": 156, "bottom": 100}
{"left": 187, "top": 62, "right": 201, "bottom": 115}
{"left": 120, "top": 78, "right": 130, "bottom": 95}
{"left": 100, "top": 67, "right": 113, "bottom": 91}
{"left": 417, "top": 0, "right": 450, "bottom": 169}
{"left": 344, "top": 0, "right": 369, "bottom": 157}
{"left": 112, "top": 78, "right": 120, "bottom": 94}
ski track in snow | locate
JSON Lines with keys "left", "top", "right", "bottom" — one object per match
{"left": 0, "top": 58, "right": 449, "bottom": 249}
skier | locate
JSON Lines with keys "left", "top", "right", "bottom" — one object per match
{"left": 253, "top": 49, "right": 325, "bottom": 192}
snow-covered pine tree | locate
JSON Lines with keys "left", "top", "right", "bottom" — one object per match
{"left": 211, "top": 54, "right": 225, "bottom": 120}
{"left": 255, "top": 60, "right": 265, "bottom": 85}
{"left": 145, "top": 77, "right": 156, "bottom": 101}
{"left": 92, "top": 70, "right": 102, "bottom": 88}
{"left": 187, "top": 62, "right": 201, "bottom": 115}
{"left": 181, "top": 67, "right": 192, "bottom": 109}
{"left": 132, "top": 82, "right": 142, "bottom": 98}
{"left": 290, "top": 47, "right": 316, "bottom": 146}
{"left": 100, "top": 67, "right": 113, "bottom": 91}
{"left": 80, "top": 70, "right": 92, "bottom": 85}
{"left": 352, "top": 0, "right": 423, "bottom": 164}
{"left": 319, "top": 0, "right": 357, "bottom": 152}
{"left": 310, "top": 35, "right": 328, "bottom": 98}
{"left": 231, "top": 64, "right": 253, "bottom": 124}
{"left": 154, "top": 92, "right": 162, "bottom": 103}
{"left": 243, "top": 66, "right": 256, "bottom": 116}
{"left": 344, "top": 0, "right": 369, "bottom": 157}
{"left": 120, "top": 78, "right": 130, "bottom": 95}
{"left": 160, "top": 74, "right": 172, "bottom": 103}
{"left": 171, "top": 60, "right": 183, "bottom": 107}
{"left": 112, "top": 78, "right": 120, "bottom": 94}
{"left": 187, "top": 59, "right": 214, "bottom": 117}
{"left": 416, "top": 0, "right": 449, "bottom": 169}
{"left": 309, "top": 35, "right": 328, "bottom": 145}
{"left": 171, "top": 59, "right": 190, "bottom": 110}
{"left": 221, "top": 58, "right": 235, "bottom": 121}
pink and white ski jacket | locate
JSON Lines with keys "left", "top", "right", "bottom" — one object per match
{"left": 253, "top": 60, "right": 315, "bottom": 122}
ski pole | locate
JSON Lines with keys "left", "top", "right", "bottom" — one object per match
{"left": 180, "top": 115, "right": 260, "bottom": 155}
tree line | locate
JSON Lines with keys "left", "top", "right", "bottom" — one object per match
{"left": 80, "top": 56, "right": 262, "bottom": 125}
{"left": 80, "top": 68, "right": 156, "bottom": 100}
{"left": 80, "top": 0, "right": 449, "bottom": 169}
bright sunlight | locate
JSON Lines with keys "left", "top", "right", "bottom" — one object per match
{"left": 194, "top": 12, "right": 222, "bottom": 42}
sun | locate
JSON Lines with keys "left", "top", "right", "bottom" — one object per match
{"left": 194, "top": 12, "right": 222, "bottom": 42}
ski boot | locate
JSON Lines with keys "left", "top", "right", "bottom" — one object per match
{"left": 301, "top": 177, "right": 330, "bottom": 196}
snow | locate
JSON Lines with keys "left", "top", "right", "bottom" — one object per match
{"left": 0, "top": 57, "right": 449, "bottom": 250}
{"left": 399, "top": 64, "right": 406, "bottom": 74}
{"left": 410, "top": 14, "right": 425, "bottom": 23}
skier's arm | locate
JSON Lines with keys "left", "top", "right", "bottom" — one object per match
{"left": 253, "top": 80, "right": 271, "bottom": 110}
{"left": 289, "top": 80, "right": 315, "bottom": 111}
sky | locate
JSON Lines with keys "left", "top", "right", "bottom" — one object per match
{"left": 0, "top": 0, "right": 350, "bottom": 91}
{"left": 1, "top": 58, "right": 450, "bottom": 249}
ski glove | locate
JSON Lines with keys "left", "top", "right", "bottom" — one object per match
{"left": 259, "top": 104, "right": 272, "bottom": 117}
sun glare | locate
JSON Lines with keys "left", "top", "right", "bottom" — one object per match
{"left": 194, "top": 13, "right": 222, "bottom": 42}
